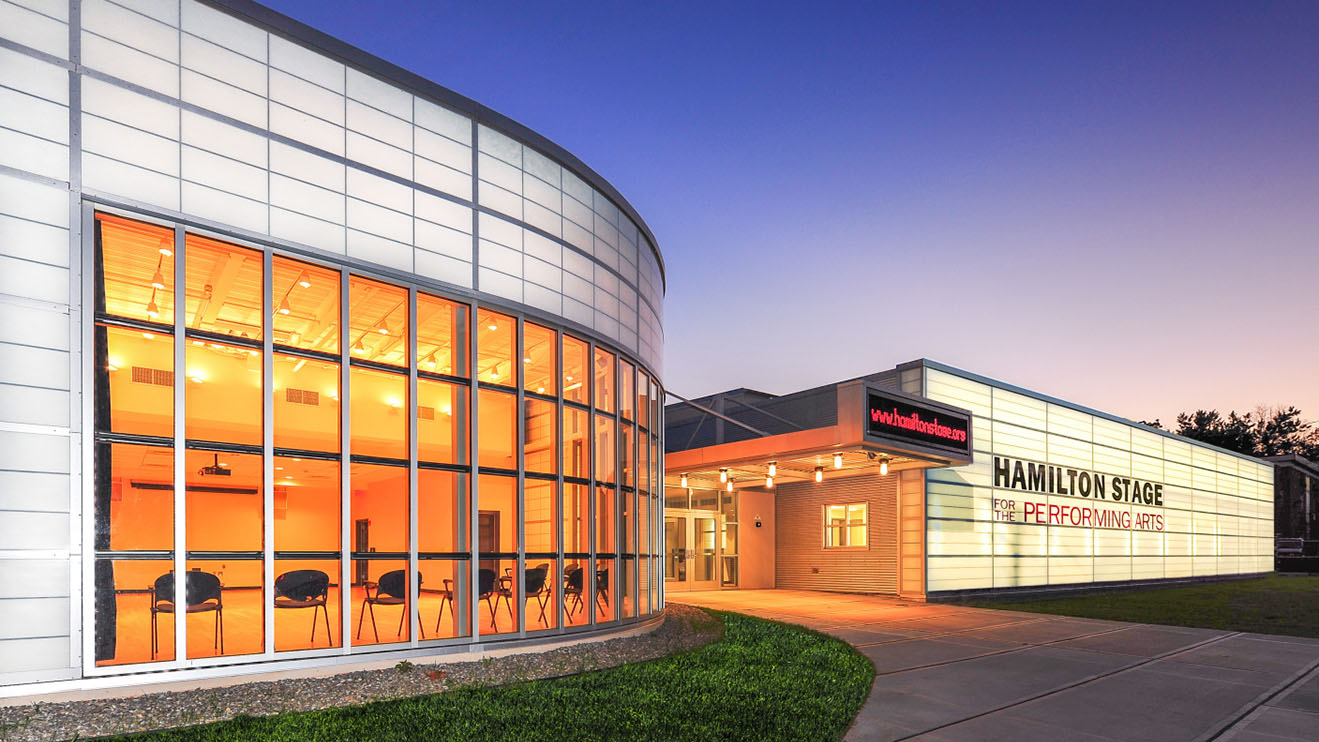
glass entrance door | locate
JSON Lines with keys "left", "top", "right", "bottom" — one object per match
{"left": 664, "top": 510, "right": 719, "bottom": 591}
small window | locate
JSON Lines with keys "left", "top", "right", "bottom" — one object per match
{"left": 824, "top": 503, "right": 867, "bottom": 548}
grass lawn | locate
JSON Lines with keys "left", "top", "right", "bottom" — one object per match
{"left": 112, "top": 610, "right": 874, "bottom": 742}
{"left": 978, "top": 574, "right": 1319, "bottom": 638}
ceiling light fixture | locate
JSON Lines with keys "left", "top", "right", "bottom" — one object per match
{"left": 680, "top": 473, "right": 688, "bottom": 487}
{"left": 297, "top": 273, "right": 311, "bottom": 289}
{"left": 814, "top": 466, "right": 824, "bottom": 483}
{"left": 768, "top": 461, "right": 777, "bottom": 477}
{"left": 765, "top": 476, "right": 774, "bottom": 489}
{"left": 376, "top": 320, "right": 389, "bottom": 335}
{"left": 726, "top": 478, "right": 733, "bottom": 493}
{"left": 487, "top": 320, "right": 498, "bottom": 331}
{"left": 880, "top": 458, "right": 889, "bottom": 476}
{"left": 277, "top": 297, "right": 291, "bottom": 315}
{"left": 150, "top": 269, "right": 165, "bottom": 289}
{"left": 352, "top": 338, "right": 366, "bottom": 354}
{"left": 145, "top": 299, "right": 159, "bottom": 319}
{"left": 833, "top": 452, "right": 844, "bottom": 469}
{"left": 719, "top": 468, "right": 728, "bottom": 483}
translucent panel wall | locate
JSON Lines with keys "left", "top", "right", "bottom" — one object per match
{"left": 922, "top": 365, "right": 1275, "bottom": 592}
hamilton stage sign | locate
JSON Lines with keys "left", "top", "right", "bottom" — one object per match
{"left": 991, "top": 455, "right": 1166, "bottom": 531}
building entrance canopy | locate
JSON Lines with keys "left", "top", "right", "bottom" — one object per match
{"left": 665, "top": 382, "right": 974, "bottom": 491}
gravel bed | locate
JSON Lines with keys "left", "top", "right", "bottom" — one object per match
{"left": 0, "top": 605, "right": 719, "bottom": 742}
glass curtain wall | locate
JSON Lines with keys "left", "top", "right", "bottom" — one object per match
{"left": 90, "top": 211, "right": 659, "bottom": 672}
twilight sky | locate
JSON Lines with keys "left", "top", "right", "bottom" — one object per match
{"left": 264, "top": 0, "right": 1319, "bottom": 427}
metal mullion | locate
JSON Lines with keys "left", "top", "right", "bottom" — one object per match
{"left": 657, "top": 383, "right": 665, "bottom": 611}
{"left": 407, "top": 287, "right": 419, "bottom": 647}
{"left": 515, "top": 315, "right": 526, "bottom": 637}
{"left": 262, "top": 248, "right": 274, "bottom": 659}
{"left": 79, "top": 202, "right": 95, "bottom": 675}
{"left": 339, "top": 267, "right": 352, "bottom": 655}
{"left": 171, "top": 224, "right": 186, "bottom": 665}
{"left": 613, "top": 357, "right": 623, "bottom": 623}
{"left": 554, "top": 327, "right": 564, "bottom": 635}
{"left": 586, "top": 337, "right": 596, "bottom": 628}
{"left": 467, "top": 298, "right": 480, "bottom": 642}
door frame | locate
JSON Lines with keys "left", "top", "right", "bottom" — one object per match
{"left": 664, "top": 508, "right": 722, "bottom": 591}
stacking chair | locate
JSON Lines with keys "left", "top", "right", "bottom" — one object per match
{"left": 563, "top": 565, "right": 585, "bottom": 618}
{"left": 150, "top": 570, "right": 223, "bottom": 659}
{"left": 356, "top": 569, "right": 425, "bottom": 642}
{"left": 595, "top": 567, "right": 610, "bottom": 618}
{"left": 478, "top": 568, "right": 501, "bottom": 629}
{"left": 274, "top": 569, "right": 332, "bottom": 647}
{"left": 524, "top": 564, "right": 550, "bottom": 627}
{"left": 435, "top": 578, "right": 458, "bottom": 635}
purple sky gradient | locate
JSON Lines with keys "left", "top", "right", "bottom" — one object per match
{"left": 263, "top": 0, "right": 1319, "bottom": 427}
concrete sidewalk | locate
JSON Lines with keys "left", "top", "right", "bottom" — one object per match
{"left": 670, "top": 589, "right": 1319, "bottom": 742}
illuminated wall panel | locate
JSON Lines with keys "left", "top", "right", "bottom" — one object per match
{"left": 923, "top": 365, "right": 1274, "bottom": 593}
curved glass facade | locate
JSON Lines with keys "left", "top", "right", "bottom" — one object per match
{"left": 91, "top": 212, "right": 663, "bottom": 670}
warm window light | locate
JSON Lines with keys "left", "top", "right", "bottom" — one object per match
{"left": 189, "top": 375, "right": 204, "bottom": 384}
{"left": 680, "top": 473, "right": 688, "bottom": 487}
{"left": 376, "top": 320, "right": 389, "bottom": 335}
{"left": 487, "top": 320, "right": 498, "bottom": 331}
{"left": 142, "top": 332, "right": 154, "bottom": 339}
{"left": 880, "top": 459, "right": 889, "bottom": 476}
{"left": 768, "top": 461, "right": 777, "bottom": 477}
{"left": 297, "top": 274, "right": 311, "bottom": 289}
{"left": 192, "top": 339, "right": 204, "bottom": 346}
{"left": 441, "top": 405, "right": 452, "bottom": 415}
{"left": 719, "top": 468, "right": 728, "bottom": 483}
{"left": 523, "top": 357, "right": 531, "bottom": 364}
{"left": 277, "top": 297, "right": 291, "bottom": 315}
{"left": 490, "top": 369, "right": 500, "bottom": 380}
{"left": 536, "top": 386, "right": 545, "bottom": 394}
{"left": 566, "top": 375, "right": 574, "bottom": 382}
{"left": 106, "top": 363, "right": 119, "bottom": 372}
{"left": 814, "top": 466, "right": 824, "bottom": 483}
{"left": 158, "top": 246, "right": 172, "bottom": 258}
{"left": 386, "top": 397, "right": 402, "bottom": 408}
{"left": 150, "top": 269, "right": 165, "bottom": 290}
{"left": 833, "top": 452, "right": 844, "bottom": 469}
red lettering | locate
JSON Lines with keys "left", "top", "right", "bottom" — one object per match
{"left": 1081, "top": 508, "right": 1092, "bottom": 527}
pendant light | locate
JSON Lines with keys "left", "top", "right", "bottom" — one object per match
{"left": 277, "top": 296, "right": 292, "bottom": 315}
{"left": 814, "top": 466, "right": 824, "bottom": 483}
{"left": 879, "top": 458, "right": 889, "bottom": 476}
{"left": 680, "top": 473, "right": 688, "bottom": 488}
{"left": 719, "top": 468, "right": 728, "bottom": 483}
{"left": 765, "top": 476, "right": 774, "bottom": 489}
{"left": 726, "top": 478, "right": 733, "bottom": 492}
{"left": 768, "top": 461, "right": 777, "bottom": 477}
{"left": 150, "top": 269, "right": 165, "bottom": 290}
{"left": 833, "top": 452, "right": 844, "bottom": 469}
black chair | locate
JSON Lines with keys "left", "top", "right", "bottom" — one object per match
{"left": 150, "top": 570, "right": 223, "bottom": 659}
{"left": 595, "top": 568, "right": 610, "bottom": 618}
{"left": 356, "top": 570, "right": 425, "bottom": 642}
{"left": 435, "top": 578, "right": 458, "bottom": 635}
{"left": 524, "top": 564, "right": 551, "bottom": 627}
{"left": 274, "top": 570, "right": 332, "bottom": 647}
{"left": 478, "top": 568, "right": 501, "bottom": 629}
{"left": 564, "top": 565, "right": 585, "bottom": 618}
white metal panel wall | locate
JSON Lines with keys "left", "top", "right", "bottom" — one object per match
{"left": 0, "top": 0, "right": 665, "bottom": 687}
{"left": 0, "top": 0, "right": 78, "bottom": 683}
{"left": 11, "top": 0, "right": 663, "bottom": 375}
{"left": 923, "top": 366, "right": 1275, "bottom": 593}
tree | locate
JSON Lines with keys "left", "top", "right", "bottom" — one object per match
{"left": 1171, "top": 406, "right": 1319, "bottom": 460}
{"left": 1174, "top": 410, "right": 1257, "bottom": 455}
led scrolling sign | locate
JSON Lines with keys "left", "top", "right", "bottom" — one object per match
{"left": 865, "top": 391, "right": 972, "bottom": 456}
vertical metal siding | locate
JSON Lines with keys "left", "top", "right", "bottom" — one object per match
{"left": 774, "top": 473, "right": 898, "bottom": 594}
